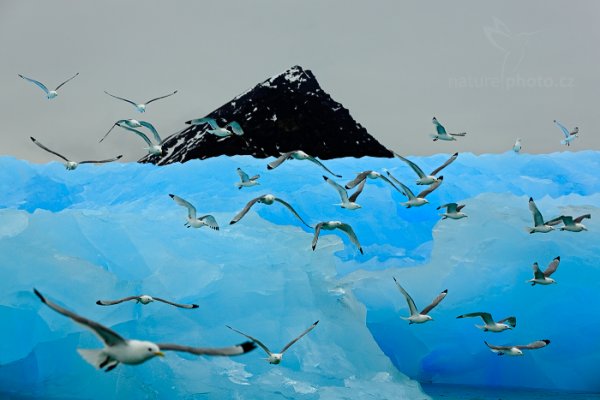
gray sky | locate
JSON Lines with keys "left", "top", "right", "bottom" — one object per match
{"left": 1, "top": 0, "right": 598, "bottom": 163}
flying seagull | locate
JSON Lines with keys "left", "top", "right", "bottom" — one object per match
{"left": 394, "top": 152, "right": 458, "bottom": 185}
{"left": 528, "top": 256, "right": 560, "bottom": 286}
{"left": 527, "top": 197, "right": 554, "bottom": 233}
{"left": 104, "top": 90, "right": 178, "bottom": 113}
{"left": 186, "top": 117, "right": 244, "bottom": 139}
{"left": 344, "top": 170, "right": 402, "bottom": 192}
{"left": 393, "top": 277, "right": 447, "bottom": 324}
{"left": 235, "top": 168, "right": 260, "bottom": 189}
{"left": 230, "top": 194, "right": 311, "bottom": 228}
{"left": 226, "top": 321, "right": 319, "bottom": 364}
{"left": 554, "top": 120, "right": 579, "bottom": 146}
{"left": 547, "top": 214, "right": 590, "bottom": 232}
{"left": 96, "top": 295, "right": 198, "bottom": 309}
{"left": 513, "top": 138, "right": 522, "bottom": 153}
{"left": 431, "top": 117, "right": 466, "bottom": 141}
{"left": 267, "top": 150, "right": 341, "bottom": 178}
{"left": 30, "top": 137, "right": 122, "bottom": 170}
{"left": 33, "top": 289, "right": 255, "bottom": 372}
{"left": 485, "top": 339, "right": 550, "bottom": 356}
{"left": 18, "top": 73, "right": 79, "bottom": 99}
{"left": 312, "top": 221, "right": 363, "bottom": 254}
{"left": 456, "top": 312, "right": 516, "bottom": 332}
{"left": 437, "top": 203, "right": 467, "bottom": 219}
{"left": 323, "top": 175, "right": 365, "bottom": 210}
{"left": 101, "top": 120, "right": 164, "bottom": 156}
{"left": 169, "top": 194, "right": 219, "bottom": 230}
{"left": 386, "top": 171, "right": 443, "bottom": 208}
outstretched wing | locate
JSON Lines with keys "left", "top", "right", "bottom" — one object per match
{"left": 345, "top": 171, "right": 370, "bottom": 190}
{"left": 393, "top": 278, "right": 418, "bottom": 316}
{"left": 199, "top": 215, "right": 219, "bottom": 230}
{"left": 545, "top": 215, "right": 564, "bottom": 226}
{"left": 498, "top": 316, "right": 517, "bottom": 328}
{"left": 394, "top": 153, "right": 426, "bottom": 179}
{"left": 449, "top": 132, "right": 466, "bottom": 137}
{"left": 121, "top": 125, "right": 153, "bottom": 147}
{"left": 420, "top": 289, "right": 448, "bottom": 315}
{"left": 544, "top": 256, "right": 560, "bottom": 277}
{"left": 280, "top": 321, "right": 319, "bottom": 354}
{"left": 96, "top": 296, "right": 139, "bottom": 306}
{"left": 323, "top": 175, "right": 349, "bottom": 203}
{"left": 169, "top": 194, "right": 197, "bottom": 220}
{"left": 158, "top": 341, "right": 257, "bottom": 356}
{"left": 311, "top": 223, "right": 324, "bottom": 250}
{"left": 516, "top": 340, "right": 550, "bottom": 350}
{"left": 385, "top": 171, "right": 414, "bottom": 199}
{"left": 30, "top": 137, "right": 69, "bottom": 162}
{"left": 19, "top": 74, "right": 49, "bottom": 94}
{"left": 417, "top": 177, "right": 443, "bottom": 199}
{"left": 306, "top": 155, "right": 341, "bottom": 178}
{"left": 55, "top": 73, "right": 79, "bottom": 91}
{"left": 574, "top": 214, "right": 591, "bottom": 223}
{"left": 528, "top": 197, "right": 544, "bottom": 226}
{"left": 237, "top": 168, "right": 250, "bottom": 182}
{"left": 554, "top": 120, "right": 570, "bottom": 139}
{"left": 230, "top": 196, "right": 262, "bottom": 224}
{"left": 267, "top": 151, "right": 295, "bottom": 170}
{"left": 274, "top": 197, "right": 312, "bottom": 228}
{"left": 484, "top": 341, "right": 512, "bottom": 351}
{"left": 225, "top": 121, "right": 244, "bottom": 136}
{"left": 138, "top": 121, "right": 162, "bottom": 144}
{"left": 79, "top": 155, "right": 123, "bottom": 165}
{"left": 152, "top": 297, "right": 199, "bottom": 309}
{"left": 337, "top": 223, "right": 363, "bottom": 254}
{"left": 432, "top": 117, "right": 447, "bottom": 134}
{"left": 437, "top": 203, "right": 457, "bottom": 213}
{"left": 145, "top": 90, "right": 178, "bottom": 105}
{"left": 104, "top": 91, "right": 138, "bottom": 107}
{"left": 348, "top": 178, "right": 366, "bottom": 203}
{"left": 456, "top": 312, "right": 494, "bottom": 325}
{"left": 532, "top": 262, "right": 545, "bottom": 280}
{"left": 225, "top": 325, "right": 272, "bottom": 356}
{"left": 185, "top": 117, "right": 220, "bottom": 128}
{"left": 430, "top": 152, "right": 458, "bottom": 176}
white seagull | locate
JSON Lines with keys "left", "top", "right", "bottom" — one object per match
{"left": 18, "top": 73, "right": 79, "bottom": 99}
{"left": 33, "top": 289, "right": 256, "bottom": 372}
{"left": 527, "top": 197, "right": 555, "bottom": 233}
{"left": 96, "top": 295, "right": 199, "bottom": 309}
{"left": 267, "top": 150, "right": 341, "bottom": 178}
{"left": 104, "top": 90, "right": 178, "bottom": 113}
{"left": 393, "top": 278, "right": 447, "bottom": 324}
{"left": 30, "top": 137, "right": 122, "bottom": 170}
{"left": 485, "top": 339, "right": 550, "bottom": 356}
{"left": 431, "top": 117, "right": 467, "bottom": 141}
{"left": 169, "top": 194, "right": 219, "bottom": 230}
{"left": 235, "top": 168, "right": 260, "bottom": 189}
{"left": 513, "top": 138, "right": 522, "bottom": 153}
{"left": 554, "top": 120, "right": 579, "bottom": 146}
{"left": 186, "top": 117, "right": 244, "bottom": 139}
{"left": 323, "top": 175, "right": 365, "bottom": 210}
{"left": 528, "top": 256, "right": 560, "bottom": 286}
{"left": 394, "top": 152, "right": 458, "bottom": 185}
{"left": 230, "top": 194, "right": 311, "bottom": 228}
{"left": 547, "top": 214, "right": 590, "bottom": 232}
{"left": 437, "top": 203, "right": 467, "bottom": 219}
{"left": 101, "top": 120, "right": 164, "bottom": 156}
{"left": 456, "top": 312, "right": 516, "bottom": 332}
{"left": 226, "top": 321, "right": 319, "bottom": 364}
{"left": 344, "top": 170, "right": 401, "bottom": 192}
{"left": 386, "top": 171, "right": 443, "bottom": 208}
{"left": 312, "top": 221, "right": 363, "bottom": 254}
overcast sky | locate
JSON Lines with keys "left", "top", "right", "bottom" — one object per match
{"left": 1, "top": 0, "right": 598, "bottom": 163}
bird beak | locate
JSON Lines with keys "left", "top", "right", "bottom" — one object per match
{"left": 155, "top": 351, "right": 165, "bottom": 357}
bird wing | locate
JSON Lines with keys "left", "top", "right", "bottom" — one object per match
{"left": 484, "top": 341, "right": 512, "bottom": 351}
{"left": 237, "top": 168, "right": 250, "bottom": 182}
{"left": 345, "top": 172, "right": 370, "bottom": 189}
{"left": 95, "top": 296, "right": 140, "bottom": 306}
{"left": 79, "top": 155, "right": 123, "bottom": 165}
{"left": 19, "top": 74, "right": 49, "bottom": 94}
{"left": 104, "top": 91, "right": 138, "bottom": 107}
{"left": 498, "top": 316, "right": 517, "bottom": 328}
{"left": 420, "top": 289, "right": 448, "bottom": 315}
{"left": 311, "top": 223, "right": 323, "bottom": 250}
{"left": 430, "top": 152, "right": 458, "bottom": 176}
{"left": 157, "top": 341, "right": 257, "bottom": 356}
{"left": 199, "top": 215, "right": 219, "bottom": 230}
{"left": 54, "top": 73, "right": 79, "bottom": 91}
{"left": 457, "top": 312, "right": 494, "bottom": 325}
{"left": 230, "top": 196, "right": 262, "bottom": 224}
{"left": 274, "top": 197, "right": 312, "bottom": 228}
{"left": 169, "top": 194, "right": 197, "bottom": 220}
{"left": 120, "top": 125, "right": 153, "bottom": 147}
{"left": 249, "top": 174, "right": 260, "bottom": 181}
{"left": 267, "top": 151, "right": 294, "bottom": 170}
{"left": 417, "top": 177, "right": 443, "bottom": 198}
{"left": 99, "top": 122, "right": 120, "bottom": 143}
{"left": 152, "top": 297, "right": 199, "bottom": 309}
{"left": 306, "top": 155, "right": 341, "bottom": 178}
{"left": 377, "top": 174, "right": 404, "bottom": 193}
{"left": 554, "top": 120, "right": 570, "bottom": 138}
{"left": 394, "top": 153, "right": 426, "bottom": 179}
{"left": 385, "top": 172, "right": 414, "bottom": 199}
{"left": 529, "top": 197, "right": 545, "bottom": 226}
{"left": 30, "top": 137, "right": 69, "bottom": 162}
{"left": 561, "top": 216, "right": 574, "bottom": 226}
{"left": 437, "top": 203, "right": 457, "bottom": 213}
{"left": 280, "top": 320, "right": 319, "bottom": 354}
{"left": 34, "top": 289, "right": 125, "bottom": 346}
{"left": 144, "top": 90, "right": 178, "bottom": 105}
{"left": 544, "top": 257, "right": 560, "bottom": 277}
{"left": 449, "top": 132, "right": 467, "bottom": 137}
{"left": 225, "top": 121, "right": 244, "bottom": 136}
{"left": 185, "top": 117, "right": 219, "bottom": 128}
{"left": 432, "top": 118, "right": 447, "bottom": 134}
{"left": 545, "top": 215, "right": 565, "bottom": 226}
{"left": 574, "top": 214, "right": 591, "bottom": 223}
{"left": 323, "top": 176, "right": 349, "bottom": 203}
{"left": 337, "top": 223, "right": 363, "bottom": 254}
{"left": 138, "top": 121, "right": 162, "bottom": 144}
{"left": 225, "top": 325, "right": 272, "bottom": 356}
{"left": 532, "top": 262, "right": 545, "bottom": 280}
{"left": 393, "top": 278, "right": 418, "bottom": 316}
{"left": 516, "top": 340, "right": 549, "bottom": 350}
{"left": 456, "top": 204, "right": 466, "bottom": 212}
{"left": 348, "top": 177, "right": 366, "bottom": 203}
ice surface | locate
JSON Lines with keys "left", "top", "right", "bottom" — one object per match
{"left": 1, "top": 151, "right": 598, "bottom": 398}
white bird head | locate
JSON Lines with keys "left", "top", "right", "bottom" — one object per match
{"left": 267, "top": 353, "right": 283, "bottom": 364}
{"left": 138, "top": 295, "right": 154, "bottom": 304}
{"left": 47, "top": 91, "right": 58, "bottom": 99}
{"left": 147, "top": 145, "right": 163, "bottom": 156}
{"left": 65, "top": 161, "right": 78, "bottom": 170}
{"left": 136, "top": 104, "right": 146, "bottom": 113}
{"left": 129, "top": 340, "right": 165, "bottom": 362}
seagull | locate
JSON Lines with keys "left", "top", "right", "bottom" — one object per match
{"left": 96, "top": 295, "right": 199, "bottom": 309}
{"left": 485, "top": 339, "right": 550, "bottom": 356}
{"left": 437, "top": 203, "right": 467, "bottom": 219}
{"left": 169, "top": 194, "right": 219, "bottom": 230}
{"left": 547, "top": 214, "right": 590, "bottom": 232}
{"left": 18, "top": 73, "right": 79, "bottom": 99}
{"left": 30, "top": 137, "right": 122, "bottom": 170}
{"left": 528, "top": 256, "right": 560, "bottom": 286}
{"left": 513, "top": 138, "right": 522, "bottom": 153}
{"left": 527, "top": 197, "right": 555, "bottom": 233}
{"left": 393, "top": 278, "right": 447, "bottom": 324}
{"left": 386, "top": 171, "right": 443, "bottom": 208}
{"left": 267, "top": 150, "right": 341, "bottom": 178}
{"left": 226, "top": 321, "right": 319, "bottom": 364}
{"left": 394, "top": 152, "right": 458, "bottom": 185}
{"left": 104, "top": 90, "right": 178, "bottom": 113}
{"left": 99, "top": 119, "right": 143, "bottom": 142}
{"left": 312, "top": 221, "right": 363, "bottom": 254}
{"left": 554, "top": 120, "right": 579, "bottom": 146}
{"left": 431, "top": 117, "right": 466, "bottom": 141}
{"left": 344, "top": 170, "right": 401, "bottom": 192}
{"left": 186, "top": 117, "right": 244, "bottom": 139}
{"left": 230, "top": 194, "right": 311, "bottom": 228}
{"left": 33, "top": 289, "right": 256, "bottom": 372}
{"left": 235, "top": 168, "right": 260, "bottom": 189}
{"left": 101, "top": 120, "right": 164, "bottom": 156}
{"left": 456, "top": 312, "right": 516, "bottom": 332}
{"left": 323, "top": 175, "right": 365, "bottom": 210}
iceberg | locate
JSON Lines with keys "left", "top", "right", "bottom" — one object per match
{"left": 0, "top": 151, "right": 598, "bottom": 398}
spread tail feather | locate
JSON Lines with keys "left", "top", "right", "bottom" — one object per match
{"left": 77, "top": 348, "right": 105, "bottom": 369}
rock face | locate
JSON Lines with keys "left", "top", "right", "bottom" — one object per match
{"left": 140, "top": 65, "right": 393, "bottom": 165}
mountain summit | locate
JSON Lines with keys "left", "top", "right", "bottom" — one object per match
{"left": 140, "top": 65, "right": 393, "bottom": 165}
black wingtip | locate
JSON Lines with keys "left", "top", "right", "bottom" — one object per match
{"left": 191, "top": 304, "right": 199, "bottom": 309}
{"left": 314, "top": 320, "right": 320, "bottom": 325}
{"left": 96, "top": 300, "right": 103, "bottom": 305}
{"left": 456, "top": 315, "right": 463, "bottom": 319}
{"left": 116, "top": 155, "right": 123, "bottom": 159}
{"left": 344, "top": 185, "right": 351, "bottom": 190}
{"left": 392, "top": 276, "right": 398, "bottom": 283}
{"left": 229, "top": 220, "right": 236, "bottom": 225}
{"left": 438, "top": 176, "right": 444, "bottom": 180}
{"left": 529, "top": 197, "right": 533, "bottom": 202}
{"left": 359, "top": 248, "right": 364, "bottom": 255}
{"left": 184, "top": 120, "right": 191, "bottom": 125}
{"left": 542, "top": 339, "right": 551, "bottom": 345}
{"left": 168, "top": 194, "right": 174, "bottom": 199}
{"left": 555, "top": 256, "right": 560, "bottom": 260}
{"left": 322, "top": 175, "right": 328, "bottom": 181}
{"left": 240, "top": 341, "right": 257, "bottom": 353}
{"left": 453, "top": 152, "right": 458, "bottom": 156}
{"left": 33, "top": 288, "right": 45, "bottom": 303}
{"left": 30, "top": 136, "right": 36, "bottom": 142}
{"left": 267, "top": 165, "right": 274, "bottom": 170}
{"left": 334, "top": 174, "right": 342, "bottom": 178}
{"left": 442, "top": 289, "right": 448, "bottom": 294}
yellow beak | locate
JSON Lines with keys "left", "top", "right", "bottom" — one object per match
{"left": 155, "top": 351, "right": 165, "bottom": 357}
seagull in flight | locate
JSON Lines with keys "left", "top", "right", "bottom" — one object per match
{"left": 186, "top": 117, "right": 244, "bottom": 139}
{"left": 96, "top": 294, "right": 199, "bottom": 309}
{"left": 169, "top": 194, "right": 219, "bottom": 230}
{"left": 230, "top": 194, "right": 311, "bottom": 228}
{"left": 437, "top": 203, "right": 467, "bottom": 219}
{"left": 235, "top": 168, "right": 260, "bottom": 189}
{"left": 30, "top": 137, "right": 122, "bottom": 170}
{"left": 267, "top": 150, "right": 341, "bottom": 178}
{"left": 513, "top": 138, "right": 522, "bottom": 153}
{"left": 323, "top": 175, "right": 365, "bottom": 210}
{"left": 554, "top": 120, "right": 579, "bottom": 146}
{"left": 547, "top": 214, "right": 590, "bottom": 232}
{"left": 104, "top": 90, "right": 178, "bottom": 113}
{"left": 393, "top": 278, "right": 447, "bottom": 324}
{"left": 456, "top": 312, "right": 516, "bottom": 332}
{"left": 485, "top": 339, "right": 550, "bottom": 356}
{"left": 33, "top": 289, "right": 255, "bottom": 372}
{"left": 527, "top": 197, "right": 554, "bottom": 233}
{"left": 100, "top": 119, "right": 164, "bottom": 156}
{"left": 312, "top": 221, "right": 363, "bottom": 254}
{"left": 431, "top": 117, "right": 466, "bottom": 141}
{"left": 394, "top": 152, "right": 458, "bottom": 185}
{"left": 344, "top": 170, "right": 401, "bottom": 192}
{"left": 18, "top": 73, "right": 79, "bottom": 99}
{"left": 226, "top": 321, "right": 319, "bottom": 364}
{"left": 528, "top": 256, "right": 560, "bottom": 286}
{"left": 386, "top": 171, "right": 443, "bottom": 208}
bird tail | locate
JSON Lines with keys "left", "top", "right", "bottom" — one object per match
{"left": 77, "top": 348, "right": 105, "bottom": 369}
